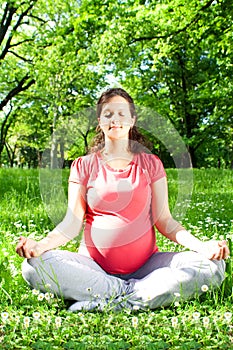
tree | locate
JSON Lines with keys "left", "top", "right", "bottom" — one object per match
{"left": 93, "top": 0, "right": 233, "bottom": 168}
{"left": 0, "top": 0, "right": 106, "bottom": 167}
{"left": 0, "top": 0, "right": 45, "bottom": 164}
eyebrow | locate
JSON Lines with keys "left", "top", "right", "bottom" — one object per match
{"left": 102, "top": 106, "right": 128, "bottom": 114}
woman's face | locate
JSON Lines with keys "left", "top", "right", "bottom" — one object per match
{"left": 98, "top": 95, "right": 135, "bottom": 141}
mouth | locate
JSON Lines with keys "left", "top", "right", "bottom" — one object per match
{"left": 109, "top": 126, "right": 122, "bottom": 130}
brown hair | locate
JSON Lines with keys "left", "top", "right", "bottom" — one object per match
{"left": 89, "top": 88, "right": 150, "bottom": 153}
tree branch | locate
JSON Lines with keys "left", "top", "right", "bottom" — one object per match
{"left": 8, "top": 50, "right": 33, "bottom": 63}
{"left": 0, "top": 75, "right": 35, "bottom": 111}
{"left": 9, "top": 38, "right": 34, "bottom": 48}
{"left": 130, "top": 0, "right": 215, "bottom": 44}
{"left": 0, "top": 3, "right": 17, "bottom": 47}
{"left": 0, "top": 0, "right": 37, "bottom": 60}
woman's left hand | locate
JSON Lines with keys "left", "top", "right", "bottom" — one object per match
{"left": 199, "top": 240, "right": 230, "bottom": 260}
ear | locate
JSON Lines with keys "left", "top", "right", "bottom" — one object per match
{"left": 97, "top": 118, "right": 102, "bottom": 128}
{"left": 131, "top": 115, "right": 136, "bottom": 127}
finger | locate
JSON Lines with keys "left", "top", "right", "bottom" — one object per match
{"left": 22, "top": 245, "right": 33, "bottom": 259}
{"left": 215, "top": 247, "right": 223, "bottom": 260}
{"left": 223, "top": 246, "right": 230, "bottom": 259}
{"left": 20, "top": 236, "right": 27, "bottom": 244}
{"left": 15, "top": 237, "right": 27, "bottom": 252}
{"left": 16, "top": 247, "right": 24, "bottom": 257}
{"left": 219, "top": 247, "right": 224, "bottom": 260}
{"left": 30, "top": 249, "right": 36, "bottom": 257}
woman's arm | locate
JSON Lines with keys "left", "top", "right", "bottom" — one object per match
{"left": 16, "top": 182, "right": 86, "bottom": 258}
{"left": 151, "top": 177, "right": 229, "bottom": 260}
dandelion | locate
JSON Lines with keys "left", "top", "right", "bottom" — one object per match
{"left": 201, "top": 284, "right": 209, "bottom": 292}
{"left": 23, "top": 316, "right": 30, "bottom": 328}
{"left": 192, "top": 312, "right": 201, "bottom": 321}
{"left": 1, "top": 312, "right": 9, "bottom": 323}
{"left": 32, "top": 289, "right": 39, "bottom": 296}
{"left": 55, "top": 316, "right": 62, "bottom": 328}
{"left": 132, "top": 316, "right": 138, "bottom": 328}
{"left": 38, "top": 293, "right": 45, "bottom": 301}
{"left": 224, "top": 312, "right": 232, "bottom": 323}
{"left": 32, "top": 312, "right": 41, "bottom": 321}
{"left": 202, "top": 317, "right": 210, "bottom": 327}
{"left": 171, "top": 316, "right": 179, "bottom": 328}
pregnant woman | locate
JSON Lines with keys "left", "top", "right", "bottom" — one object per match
{"left": 16, "top": 87, "right": 229, "bottom": 311}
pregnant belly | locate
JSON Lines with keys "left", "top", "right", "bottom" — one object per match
{"left": 84, "top": 221, "right": 157, "bottom": 274}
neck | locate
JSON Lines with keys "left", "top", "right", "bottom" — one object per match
{"left": 102, "top": 139, "right": 131, "bottom": 157}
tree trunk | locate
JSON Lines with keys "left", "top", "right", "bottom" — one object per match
{"left": 188, "top": 146, "right": 196, "bottom": 168}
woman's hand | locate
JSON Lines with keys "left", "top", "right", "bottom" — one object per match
{"left": 16, "top": 236, "right": 44, "bottom": 258}
{"left": 199, "top": 240, "right": 230, "bottom": 260}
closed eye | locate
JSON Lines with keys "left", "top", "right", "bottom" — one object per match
{"left": 103, "top": 113, "right": 112, "bottom": 118}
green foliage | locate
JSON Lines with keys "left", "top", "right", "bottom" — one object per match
{"left": 0, "top": 0, "right": 233, "bottom": 168}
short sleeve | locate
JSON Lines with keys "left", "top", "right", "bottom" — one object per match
{"left": 140, "top": 153, "right": 166, "bottom": 183}
{"left": 68, "top": 157, "right": 89, "bottom": 186}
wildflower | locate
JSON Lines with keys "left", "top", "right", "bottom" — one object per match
{"left": 55, "top": 316, "right": 62, "bottom": 328}
{"left": 44, "top": 292, "right": 51, "bottom": 301}
{"left": 23, "top": 316, "right": 30, "bottom": 328}
{"left": 201, "top": 284, "right": 209, "bottom": 292}
{"left": 15, "top": 316, "right": 20, "bottom": 323}
{"left": 132, "top": 305, "right": 140, "bottom": 311}
{"left": 174, "top": 301, "right": 180, "bottom": 307}
{"left": 38, "top": 293, "right": 45, "bottom": 301}
{"left": 171, "top": 317, "right": 179, "bottom": 328}
{"left": 181, "top": 316, "right": 186, "bottom": 325}
{"left": 1, "top": 312, "right": 9, "bottom": 323}
{"left": 32, "top": 312, "right": 41, "bottom": 321}
{"left": 32, "top": 289, "right": 39, "bottom": 296}
{"left": 50, "top": 293, "right": 54, "bottom": 299}
{"left": 202, "top": 317, "right": 210, "bottom": 327}
{"left": 224, "top": 312, "right": 232, "bottom": 323}
{"left": 132, "top": 316, "right": 138, "bottom": 328}
{"left": 192, "top": 312, "right": 201, "bottom": 321}
{"left": 2, "top": 248, "right": 9, "bottom": 257}
{"left": 14, "top": 221, "right": 22, "bottom": 228}
{"left": 174, "top": 292, "right": 181, "bottom": 298}
{"left": 86, "top": 287, "right": 92, "bottom": 292}
{"left": 44, "top": 283, "right": 51, "bottom": 289}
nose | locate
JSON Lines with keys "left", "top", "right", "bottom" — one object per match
{"left": 111, "top": 113, "right": 121, "bottom": 124}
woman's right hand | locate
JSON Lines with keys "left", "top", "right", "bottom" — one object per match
{"left": 16, "top": 236, "right": 44, "bottom": 258}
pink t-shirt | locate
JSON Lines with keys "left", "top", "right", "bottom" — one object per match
{"left": 69, "top": 151, "right": 166, "bottom": 274}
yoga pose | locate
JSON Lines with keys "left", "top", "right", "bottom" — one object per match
{"left": 16, "top": 88, "right": 229, "bottom": 311}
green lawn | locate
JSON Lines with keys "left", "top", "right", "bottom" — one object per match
{"left": 0, "top": 168, "right": 232, "bottom": 349}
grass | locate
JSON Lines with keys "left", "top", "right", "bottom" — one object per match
{"left": 0, "top": 168, "right": 232, "bottom": 349}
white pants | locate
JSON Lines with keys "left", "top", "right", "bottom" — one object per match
{"left": 22, "top": 250, "right": 225, "bottom": 311}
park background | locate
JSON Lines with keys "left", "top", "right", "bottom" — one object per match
{"left": 0, "top": 0, "right": 233, "bottom": 349}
